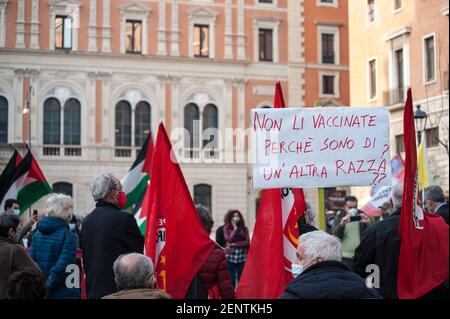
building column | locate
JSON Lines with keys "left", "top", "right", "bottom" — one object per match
{"left": 102, "top": 0, "right": 111, "bottom": 52}
{"left": 16, "top": 0, "right": 25, "bottom": 48}
{"left": 0, "top": 0, "right": 9, "bottom": 47}
{"left": 157, "top": 0, "right": 167, "bottom": 55}
{"left": 224, "top": 0, "right": 233, "bottom": 59}
{"left": 13, "top": 69, "right": 25, "bottom": 144}
{"left": 236, "top": 0, "right": 246, "bottom": 60}
{"left": 157, "top": 75, "right": 167, "bottom": 130}
{"left": 88, "top": 0, "right": 97, "bottom": 52}
{"left": 29, "top": 0, "right": 39, "bottom": 49}
{"left": 170, "top": 0, "right": 180, "bottom": 56}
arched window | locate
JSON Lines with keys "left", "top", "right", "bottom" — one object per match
{"left": 64, "top": 98, "right": 81, "bottom": 145}
{"left": 184, "top": 103, "right": 200, "bottom": 158}
{"left": 202, "top": 103, "right": 218, "bottom": 148}
{"left": 52, "top": 182, "right": 73, "bottom": 197}
{"left": 115, "top": 101, "right": 132, "bottom": 147}
{"left": 0, "top": 96, "right": 8, "bottom": 144}
{"left": 135, "top": 101, "right": 151, "bottom": 148}
{"left": 194, "top": 184, "right": 212, "bottom": 215}
{"left": 43, "top": 98, "right": 61, "bottom": 145}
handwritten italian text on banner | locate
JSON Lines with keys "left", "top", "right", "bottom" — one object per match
{"left": 252, "top": 107, "right": 392, "bottom": 189}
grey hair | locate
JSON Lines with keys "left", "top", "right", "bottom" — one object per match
{"left": 424, "top": 185, "right": 445, "bottom": 203}
{"left": 391, "top": 182, "right": 404, "bottom": 211}
{"left": 299, "top": 231, "right": 342, "bottom": 262}
{"left": 113, "top": 253, "right": 154, "bottom": 291}
{"left": 90, "top": 173, "right": 119, "bottom": 201}
{"left": 46, "top": 193, "right": 73, "bottom": 222}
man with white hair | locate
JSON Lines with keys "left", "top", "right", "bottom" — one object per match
{"left": 279, "top": 230, "right": 381, "bottom": 299}
{"left": 103, "top": 253, "right": 170, "bottom": 299}
{"left": 353, "top": 183, "right": 449, "bottom": 299}
{"left": 82, "top": 173, "right": 144, "bottom": 299}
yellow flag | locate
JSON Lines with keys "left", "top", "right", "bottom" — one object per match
{"left": 417, "top": 133, "right": 431, "bottom": 191}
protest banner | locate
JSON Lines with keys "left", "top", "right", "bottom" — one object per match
{"left": 252, "top": 107, "right": 392, "bottom": 189}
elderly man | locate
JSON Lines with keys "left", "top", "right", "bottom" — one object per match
{"left": 279, "top": 230, "right": 381, "bottom": 299}
{"left": 424, "top": 185, "right": 449, "bottom": 225}
{"left": 103, "top": 253, "right": 170, "bottom": 299}
{"left": 353, "top": 183, "right": 449, "bottom": 299}
{"left": 82, "top": 173, "right": 144, "bottom": 299}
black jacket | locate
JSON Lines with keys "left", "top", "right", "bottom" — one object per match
{"left": 81, "top": 200, "right": 144, "bottom": 299}
{"left": 436, "top": 203, "right": 449, "bottom": 225}
{"left": 215, "top": 225, "right": 225, "bottom": 248}
{"left": 353, "top": 210, "right": 449, "bottom": 299}
{"left": 279, "top": 261, "right": 382, "bottom": 299}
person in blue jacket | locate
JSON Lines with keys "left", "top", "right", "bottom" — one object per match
{"left": 30, "top": 193, "right": 80, "bottom": 299}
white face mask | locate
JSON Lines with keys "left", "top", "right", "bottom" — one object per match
{"left": 232, "top": 216, "right": 240, "bottom": 224}
{"left": 291, "top": 259, "right": 316, "bottom": 278}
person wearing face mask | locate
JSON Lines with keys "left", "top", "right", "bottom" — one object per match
{"left": 103, "top": 253, "right": 170, "bottom": 299}
{"left": 279, "top": 230, "right": 381, "bottom": 299}
{"left": 2, "top": 199, "right": 38, "bottom": 244}
{"left": 81, "top": 173, "right": 144, "bottom": 299}
{"left": 331, "top": 195, "right": 372, "bottom": 269}
{"left": 29, "top": 193, "right": 80, "bottom": 299}
{"left": 223, "top": 209, "right": 249, "bottom": 289}
{"left": 0, "top": 214, "right": 40, "bottom": 298}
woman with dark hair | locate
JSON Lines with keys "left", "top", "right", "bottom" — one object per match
{"left": 223, "top": 209, "right": 249, "bottom": 289}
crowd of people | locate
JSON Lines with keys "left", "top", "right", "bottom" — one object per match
{"left": 0, "top": 171, "right": 448, "bottom": 299}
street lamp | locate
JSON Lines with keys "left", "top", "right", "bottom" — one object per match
{"left": 413, "top": 104, "right": 427, "bottom": 144}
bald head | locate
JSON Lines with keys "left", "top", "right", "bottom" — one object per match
{"left": 113, "top": 253, "right": 155, "bottom": 291}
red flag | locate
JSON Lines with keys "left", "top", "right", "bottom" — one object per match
{"left": 236, "top": 82, "right": 307, "bottom": 298}
{"left": 397, "top": 88, "right": 449, "bottom": 299}
{"left": 143, "top": 123, "right": 215, "bottom": 298}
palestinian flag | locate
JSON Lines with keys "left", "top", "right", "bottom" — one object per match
{"left": 121, "top": 132, "right": 153, "bottom": 233}
{"left": 0, "top": 150, "right": 23, "bottom": 210}
{"left": 0, "top": 149, "right": 52, "bottom": 214}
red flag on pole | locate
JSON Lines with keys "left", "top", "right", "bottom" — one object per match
{"left": 143, "top": 122, "right": 215, "bottom": 298}
{"left": 236, "top": 82, "right": 307, "bottom": 298}
{"left": 397, "top": 88, "right": 449, "bottom": 299}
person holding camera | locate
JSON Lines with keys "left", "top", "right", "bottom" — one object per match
{"left": 331, "top": 196, "right": 371, "bottom": 270}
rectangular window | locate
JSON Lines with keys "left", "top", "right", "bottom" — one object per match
{"left": 393, "top": 0, "right": 402, "bottom": 11}
{"left": 425, "top": 127, "right": 439, "bottom": 147}
{"left": 55, "top": 15, "right": 72, "bottom": 49}
{"left": 321, "top": 0, "right": 334, "bottom": 3}
{"left": 259, "top": 28, "right": 273, "bottom": 62}
{"left": 367, "top": 0, "right": 375, "bottom": 24}
{"left": 369, "top": 59, "right": 377, "bottom": 99}
{"left": 321, "top": 33, "right": 335, "bottom": 64}
{"left": 424, "top": 36, "right": 435, "bottom": 83}
{"left": 394, "top": 48, "right": 404, "bottom": 103}
{"left": 126, "top": 20, "right": 142, "bottom": 54}
{"left": 322, "top": 75, "right": 335, "bottom": 95}
{"left": 258, "top": 0, "right": 273, "bottom": 3}
{"left": 395, "top": 134, "right": 404, "bottom": 153}
{"left": 193, "top": 24, "right": 209, "bottom": 58}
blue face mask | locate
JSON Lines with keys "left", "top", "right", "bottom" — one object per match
{"left": 69, "top": 223, "right": 76, "bottom": 231}
{"left": 13, "top": 209, "right": 21, "bottom": 217}
{"left": 292, "top": 259, "right": 316, "bottom": 278}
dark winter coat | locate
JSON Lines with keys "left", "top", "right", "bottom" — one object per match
{"left": 279, "top": 260, "right": 382, "bottom": 299}
{"left": 353, "top": 210, "right": 449, "bottom": 299}
{"left": 436, "top": 203, "right": 449, "bottom": 225}
{"left": 81, "top": 200, "right": 144, "bottom": 299}
{"left": 198, "top": 244, "right": 235, "bottom": 299}
{"left": 29, "top": 216, "right": 80, "bottom": 299}
{"left": 0, "top": 236, "right": 40, "bottom": 299}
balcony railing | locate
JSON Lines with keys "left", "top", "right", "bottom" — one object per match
{"left": 43, "top": 145, "right": 82, "bottom": 157}
{"left": 382, "top": 87, "right": 405, "bottom": 106}
{"left": 322, "top": 53, "right": 335, "bottom": 64}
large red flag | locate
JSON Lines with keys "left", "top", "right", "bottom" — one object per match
{"left": 397, "top": 88, "right": 449, "bottom": 299}
{"left": 236, "top": 82, "right": 307, "bottom": 298}
{"left": 143, "top": 122, "right": 215, "bottom": 298}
